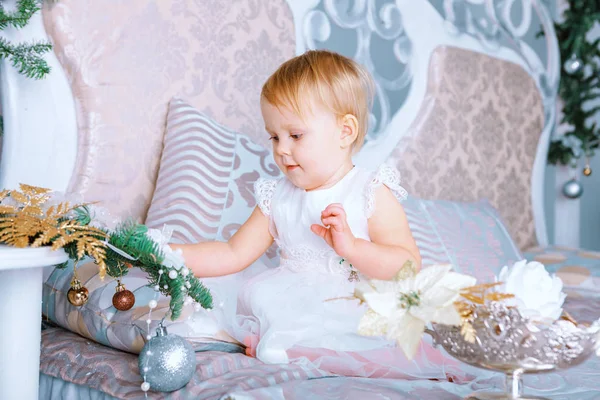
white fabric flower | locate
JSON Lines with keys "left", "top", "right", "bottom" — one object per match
{"left": 146, "top": 225, "right": 174, "bottom": 248}
{"left": 497, "top": 260, "right": 566, "bottom": 323}
{"left": 356, "top": 264, "right": 476, "bottom": 360}
{"left": 146, "top": 225, "right": 184, "bottom": 270}
{"left": 86, "top": 204, "right": 121, "bottom": 231}
{"left": 162, "top": 245, "right": 185, "bottom": 271}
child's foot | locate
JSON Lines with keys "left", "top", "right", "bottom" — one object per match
{"left": 258, "top": 346, "right": 289, "bottom": 364}
{"left": 243, "top": 335, "right": 259, "bottom": 358}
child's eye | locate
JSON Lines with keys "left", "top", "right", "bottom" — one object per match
{"left": 269, "top": 136, "right": 279, "bottom": 142}
{"left": 290, "top": 133, "right": 303, "bottom": 140}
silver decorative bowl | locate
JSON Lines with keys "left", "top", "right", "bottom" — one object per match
{"left": 428, "top": 302, "right": 600, "bottom": 400}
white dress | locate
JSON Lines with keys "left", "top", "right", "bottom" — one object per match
{"left": 226, "top": 165, "right": 461, "bottom": 380}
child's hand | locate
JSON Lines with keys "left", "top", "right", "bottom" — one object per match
{"left": 310, "top": 203, "right": 356, "bottom": 258}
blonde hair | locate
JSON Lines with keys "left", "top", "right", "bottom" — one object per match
{"left": 261, "top": 50, "right": 374, "bottom": 151}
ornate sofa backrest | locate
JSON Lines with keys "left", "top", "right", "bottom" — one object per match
{"left": 0, "top": 0, "right": 558, "bottom": 250}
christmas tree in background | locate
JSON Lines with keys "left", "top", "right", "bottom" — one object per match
{"left": 0, "top": 0, "right": 52, "bottom": 79}
{"left": 0, "top": 0, "right": 53, "bottom": 136}
{"left": 548, "top": 0, "right": 600, "bottom": 179}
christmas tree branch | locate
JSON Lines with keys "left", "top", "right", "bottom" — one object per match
{"left": 0, "top": 0, "right": 40, "bottom": 30}
{"left": 546, "top": 0, "right": 600, "bottom": 166}
{"left": 0, "top": 37, "right": 51, "bottom": 79}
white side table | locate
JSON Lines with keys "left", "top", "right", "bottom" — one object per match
{"left": 0, "top": 245, "right": 67, "bottom": 400}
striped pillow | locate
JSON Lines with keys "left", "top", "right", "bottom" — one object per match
{"left": 404, "top": 197, "right": 523, "bottom": 282}
{"left": 145, "top": 98, "right": 237, "bottom": 243}
{"left": 146, "top": 98, "right": 282, "bottom": 246}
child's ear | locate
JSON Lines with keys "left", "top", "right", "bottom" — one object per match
{"left": 339, "top": 114, "right": 359, "bottom": 149}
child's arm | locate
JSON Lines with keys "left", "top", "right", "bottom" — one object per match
{"left": 171, "top": 206, "right": 273, "bottom": 277}
{"left": 311, "top": 185, "right": 421, "bottom": 280}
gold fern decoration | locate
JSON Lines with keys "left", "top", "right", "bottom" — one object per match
{"left": 0, "top": 184, "right": 108, "bottom": 271}
{"left": 453, "top": 282, "right": 515, "bottom": 343}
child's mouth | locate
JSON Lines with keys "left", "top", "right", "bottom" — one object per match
{"left": 286, "top": 165, "right": 299, "bottom": 171}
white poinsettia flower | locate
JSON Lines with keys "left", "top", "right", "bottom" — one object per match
{"left": 357, "top": 264, "right": 476, "bottom": 360}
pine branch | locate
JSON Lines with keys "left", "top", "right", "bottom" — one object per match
{"left": 0, "top": 37, "right": 52, "bottom": 79}
{"left": 103, "top": 220, "right": 213, "bottom": 319}
{"left": 548, "top": 0, "right": 600, "bottom": 165}
{"left": 0, "top": 0, "right": 40, "bottom": 30}
{"left": 0, "top": 184, "right": 214, "bottom": 321}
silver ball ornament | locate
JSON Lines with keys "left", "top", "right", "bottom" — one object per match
{"left": 564, "top": 54, "right": 582, "bottom": 74}
{"left": 138, "top": 324, "right": 196, "bottom": 392}
{"left": 562, "top": 178, "right": 583, "bottom": 199}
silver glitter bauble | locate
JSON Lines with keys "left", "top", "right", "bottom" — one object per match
{"left": 564, "top": 54, "right": 582, "bottom": 74}
{"left": 138, "top": 324, "right": 196, "bottom": 392}
{"left": 562, "top": 178, "right": 583, "bottom": 199}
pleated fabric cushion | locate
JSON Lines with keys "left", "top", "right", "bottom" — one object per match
{"left": 404, "top": 197, "right": 523, "bottom": 282}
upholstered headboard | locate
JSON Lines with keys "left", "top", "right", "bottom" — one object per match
{"left": 0, "top": 0, "right": 558, "bottom": 250}
{"left": 41, "top": 0, "right": 295, "bottom": 220}
{"left": 388, "top": 46, "right": 543, "bottom": 250}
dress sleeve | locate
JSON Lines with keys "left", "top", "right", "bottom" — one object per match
{"left": 254, "top": 178, "right": 278, "bottom": 216}
{"left": 365, "top": 163, "right": 408, "bottom": 217}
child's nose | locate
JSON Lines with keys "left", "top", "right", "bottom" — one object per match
{"left": 276, "top": 140, "right": 291, "bottom": 156}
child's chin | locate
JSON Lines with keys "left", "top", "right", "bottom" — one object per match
{"left": 286, "top": 174, "right": 311, "bottom": 190}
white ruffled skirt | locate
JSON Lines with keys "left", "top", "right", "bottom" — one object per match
{"left": 216, "top": 261, "right": 467, "bottom": 381}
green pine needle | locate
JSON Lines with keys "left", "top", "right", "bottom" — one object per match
{"left": 100, "top": 219, "right": 213, "bottom": 320}
{"left": 546, "top": 0, "right": 600, "bottom": 165}
{"left": 0, "top": 0, "right": 40, "bottom": 30}
{"left": 0, "top": 1, "right": 52, "bottom": 80}
{"left": 0, "top": 37, "right": 52, "bottom": 80}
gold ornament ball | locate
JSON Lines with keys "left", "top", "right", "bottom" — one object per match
{"left": 113, "top": 283, "right": 135, "bottom": 311}
{"left": 67, "top": 286, "right": 89, "bottom": 307}
{"left": 583, "top": 166, "right": 592, "bottom": 176}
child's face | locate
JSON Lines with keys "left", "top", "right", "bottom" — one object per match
{"left": 261, "top": 98, "right": 352, "bottom": 191}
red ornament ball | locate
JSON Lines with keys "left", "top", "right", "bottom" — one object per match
{"left": 112, "top": 283, "right": 135, "bottom": 311}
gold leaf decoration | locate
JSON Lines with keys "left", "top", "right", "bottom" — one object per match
{"left": 460, "top": 321, "right": 476, "bottom": 343}
{"left": 485, "top": 293, "right": 515, "bottom": 302}
{"left": 460, "top": 293, "right": 485, "bottom": 305}
{"left": 0, "top": 184, "right": 107, "bottom": 271}
{"left": 454, "top": 282, "right": 515, "bottom": 343}
{"left": 393, "top": 260, "right": 417, "bottom": 281}
{"left": 560, "top": 310, "right": 578, "bottom": 325}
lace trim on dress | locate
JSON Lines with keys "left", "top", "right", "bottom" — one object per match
{"left": 366, "top": 164, "right": 408, "bottom": 218}
{"left": 278, "top": 243, "right": 356, "bottom": 278}
{"left": 254, "top": 178, "right": 278, "bottom": 216}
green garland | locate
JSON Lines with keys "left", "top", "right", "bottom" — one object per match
{"left": 61, "top": 208, "right": 213, "bottom": 320}
{"left": 547, "top": 0, "right": 600, "bottom": 167}
{"left": 0, "top": 185, "right": 212, "bottom": 320}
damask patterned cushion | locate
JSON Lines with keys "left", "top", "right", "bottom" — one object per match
{"left": 404, "top": 197, "right": 523, "bottom": 283}
{"left": 388, "top": 46, "right": 544, "bottom": 251}
{"left": 42, "top": 98, "right": 281, "bottom": 354}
